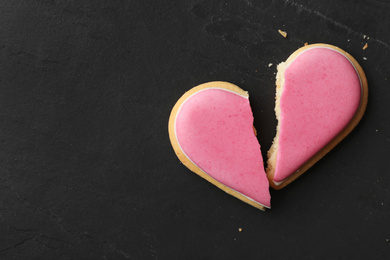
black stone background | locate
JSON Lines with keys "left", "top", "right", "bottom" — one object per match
{"left": 0, "top": 0, "right": 389, "bottom": 259}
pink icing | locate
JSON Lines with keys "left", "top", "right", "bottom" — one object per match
{"left": 274, "top": 47, "right": 361, "bottom": 183}
{"left": 175, "top": 88, "right": 270, "bottom": 208}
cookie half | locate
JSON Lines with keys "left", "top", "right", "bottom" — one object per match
{"left": 267, "top": 44, "right": 368, "bottom": 189}
{"left": 169, "top": 81, "right": 271, "bottom": 210}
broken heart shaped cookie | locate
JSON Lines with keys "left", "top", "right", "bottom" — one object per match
{"left": 267, "top": 44, "right": 368, "bottom": 189}
{"left": 168, "top": 82, "right": 270, "bottom": 210}
{"left": 168, "top": 44, "right": 368, "bottom": 210}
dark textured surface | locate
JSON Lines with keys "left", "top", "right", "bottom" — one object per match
{"left": 0, "top": 0, "right": 389, "bottom": 259}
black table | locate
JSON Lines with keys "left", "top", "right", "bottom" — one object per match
{"left": 1, "top": 0, "right": 389, "bottom": 259}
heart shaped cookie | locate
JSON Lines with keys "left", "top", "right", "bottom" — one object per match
{"left": 267, "top": 44, "right": 368, "bottom": 189}
{"left": 168, "top": 82, "right": 270, "bottom": 210}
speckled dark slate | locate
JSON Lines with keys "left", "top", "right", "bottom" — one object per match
{"left": 0, "top": 0, "right": 389, "bottom": 259}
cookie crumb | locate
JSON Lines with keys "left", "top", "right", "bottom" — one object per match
{"left": 304, "top": 42, "right": 308, "bottom": 46}
{"left": 278, "top": 29, "right": 287, "bottom": 38}
{"left": 268, "top": 63, "right": 273, "bottom": 67}
{"left": 363, "top": 57, "right": 367, "bottom": 60}
{"left": 363, "top": 43, "right": 368, "bottom": 50}
{"left": 238, "top": 228, "right": 243, "bottom": 232}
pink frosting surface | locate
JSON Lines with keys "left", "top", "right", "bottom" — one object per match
{"left": 274, "top": 47, "right": 361, "bottom": 183}
{"left": 175, "top": 88, "right": 270, "bottom": 208}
